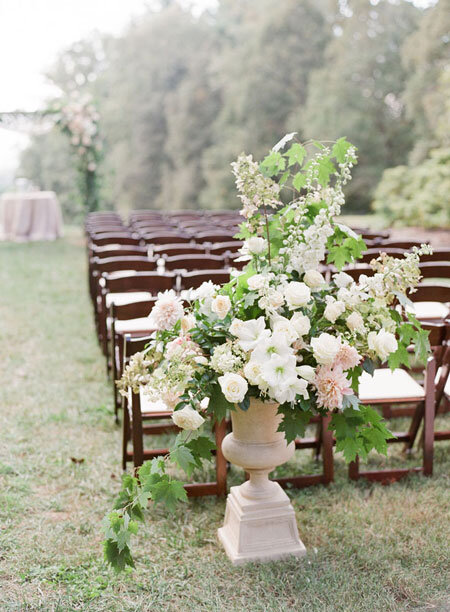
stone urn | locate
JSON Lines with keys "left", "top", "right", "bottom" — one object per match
{"left": 218, "top": 398, "right": 306, "bottom": 565}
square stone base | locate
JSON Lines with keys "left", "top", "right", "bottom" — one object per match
{"left": 218, "top": 483, "right": 307, "bottom": 565}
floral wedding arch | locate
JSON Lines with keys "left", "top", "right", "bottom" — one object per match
{"left": 0, "top": 93, "right": 102, "bottom": 212}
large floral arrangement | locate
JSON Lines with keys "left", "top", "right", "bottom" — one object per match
{"left": 104, "top": 134, "right": 431, "bottom": 571}
{"left": 54, "top": 92, "right": 102, "bottom": 212}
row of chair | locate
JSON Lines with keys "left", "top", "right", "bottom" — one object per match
{"left": 85, "top": 211, "right": 450, "bottom": 495}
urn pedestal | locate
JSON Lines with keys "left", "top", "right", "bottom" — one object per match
{"left": 218, "top": 399, "right": 306, "bottom": 565}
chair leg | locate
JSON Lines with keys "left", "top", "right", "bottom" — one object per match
{"left": 214, "top": 419, "right": 228, "bottom": 497}
{"left": 122, "top": 401, "right": 130, "bottom": 471}
{"left": 321, "top": 414, "right": 334, "bottom": 484}
{"left": 422, "top": 359, "right": 436, "bottom": 476}
{"left": 349, "top": 456, "right": 359, "bottom": 480}
{"left": 112, "top": 334, "right": 120, "bottom": 424}
{"left": 131, "top": 392, "right": 144, "bottom": 470}
{"left": 403, "top": 402, "right": 424, "bottom": 454}
{"left": 313, "top": 420, "right": 322, "bottom": 461}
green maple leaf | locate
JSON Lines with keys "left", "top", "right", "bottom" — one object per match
{"left": 332, "top": 137, "right": 352, "bottom": 163}
{"left": 277, "top": 406, "right": 312, "bottom": 444}
{"left": 342, "top": 394, "right": 360, "bottom": 411}
{"left": 170, "top": 445, "right": 197, "bottom": 477}
{"left": 104, "top": 539, "right": 135, "bottom": 572}
{"left": 293, "top": 172, "right": 306, "bottom": 191}
{"left": 209, "top": 383, "right": 234, "bottom": 421}
{"left": 317, "top": 156, "right": 336, "bottom": 187}
{"left": 148, "top": 478, "right": 188, "bottom": 512}
{"left": 343, "top": 236, "right": 367, "bottom": 261}
{"left": 327, "top": 245, "right": 350, "bottom": 270}
{"left": 335, "top": 437, "right": 360, "bottom": 463}
{"left": 186, "top": 435, "right": 216, "bottom": 467}
{"left": 260, "top": 151, "right": 286, "bottom": 176}
{"left": 388, "top": 342, "right": 410, "bottom": 369}
{"left": 286, "top": 142, "right": 306, "bottom": 167}
{"left": 414, "top": 328, "right": 430, "bottom": 364}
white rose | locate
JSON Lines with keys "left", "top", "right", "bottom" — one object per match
{"left": 246, "top": 236, "right": 267, "bottom": 254}
{"left": 268, "top": 289, "right": 285, "bottom": 309}
{"left": 297, "top": 365, "right": 316, "bottom": 382}
{"left": 248, "top": 274, "right": 266, "bottom": 291}
{"left": 290, "top": 312, "right": 311, "bottom": 336}
{"left": 284, "top": 282, "right": 311, "bottom": 309}
{"left": 243, "top": 360, "right": 263, "bottom": 385}
{"left": 346, "top": 311, "right": 364, "bottom": 332}
{"left": 218, "top": 372, "right": 248, "bottom": 403}
{"left": 172, "top": 406, "right": 205, "bottom": 430}
{"left": 195, "top": 281, "right": 217, "bottom": 300}
{"left": 324, "top": 300, "right": 346, "bottom": 323}
{"left": 367, "top": 329, "right": 398, "bottom": 362}
{"left": 211, "top": 295, "right": 231, "bottom": 319}
{"left": 272, "top": 317, "right": 299, "bottom": 344}
{"left": 180, "top": 314, "right": 196, "bottom": 334}
{"left": 303, "top": 269, "right": 325, "bottom": 290}
{"left": 333, "top": 271, "right": 353, "bottom": 288}
{"left": 311, "top": 333, "right": 341, "bottom": 365}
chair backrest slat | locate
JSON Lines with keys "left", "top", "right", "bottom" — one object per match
{"left": 164, "top": 254, "right": 225, "bottom": 271}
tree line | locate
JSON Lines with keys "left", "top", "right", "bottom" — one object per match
{"left": 20, "top": 0, "right": 449, "bottom": 224}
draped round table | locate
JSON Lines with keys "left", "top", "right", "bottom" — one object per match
{"left": 0, "top": 191, "right": 63, "bottom": 242}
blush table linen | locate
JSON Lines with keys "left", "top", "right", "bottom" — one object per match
{"left": 0, "top": 191, "right": 63, "bottom": 241}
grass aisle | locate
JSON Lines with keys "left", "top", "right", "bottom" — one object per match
{"left": 0, "top": 231, "right": 449, "bottom": 611}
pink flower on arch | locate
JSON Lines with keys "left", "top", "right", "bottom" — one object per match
{"left": 314, "top": 365, "right": 352, "bottom": 410}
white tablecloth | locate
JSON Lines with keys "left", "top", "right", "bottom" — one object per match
{"left": 0, "top": 191, "right": 63, "bottom": 241}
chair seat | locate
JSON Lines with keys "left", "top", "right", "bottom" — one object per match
{"left": 106, "top": 291, "right": 153, "bottom": 308}
{"left": 407, "top": 301, "right": 449, "bottom": 320}
{"left": 107, "top": 270, "right": 140, "bottom": 280}
{"left": 140, "top": 387, "right": 172, "bottom": 415}
{"left": 359, "top": 369, "right": 425, "bottom": 403}
{"left": 115, "top": 317, "right": 155, "bottom": 333}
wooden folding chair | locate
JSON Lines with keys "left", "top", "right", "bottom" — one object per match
{"left": 164, "top": 254, "right": 225, "bottom": 271}
{"left": 377, "top": 240, "right": 427, "bottom": 250}
{"left": 90, "top": 233, "right": 142, "bottom": 247}
{"left": 151, "top": 244, "right": 207, "bottom": 258}
{"left": 179, "top": 270, "right": 231, "bottom": 291}
{"left": 92, "top": 255, "right": 156, "bottom": 304}
{"left": 142, "top": 233, "right": 192, "bottom": 245}
{"left": 100, "top": 271, "right": 176, "bottom": 372}
{"left": 348, "top": 322, "right": 449, "bottom": 484}
{"left": 209, "top": 241, "right": 244, "bottom": 255}
{"left": 407, "top": 283, "right": 450, "bottom": 324}
{"left": 122, "top": 335, "right": 228, "bottom": 497}
{"left": 195, "top": 231, "right": 237, "bottom": 243}
{"left": 419, "top": 262, "right": 450, "bottom": 280}
{"left": 358, "top": 248, "right": 405, "bottom": 263}
{"left": 111, "top": 299, "right": 157, "bottom": 421}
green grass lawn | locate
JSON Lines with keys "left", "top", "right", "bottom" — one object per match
{"left": 0, "top": 230, "right": 449, "bottom": 612}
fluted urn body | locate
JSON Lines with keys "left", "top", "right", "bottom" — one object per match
{"left": 218, "top": 398, "right": 306, "bottom": 565}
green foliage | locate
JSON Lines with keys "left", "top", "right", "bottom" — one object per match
{"left": 17, "top": 1, "right": 448, "bottom": 217}
{"left": 299, "top": 0, "right": 419, "bottom": 212}
{"left": 372, "top": 147, "right": 450, "bottom": 228}
{"left": 330, "top": 405, "right": 394, "bottom": 463}
{"left": 103, "top": 429, "right": 216, "bottom": 572}
{"left": 277, "top": 403, "right": 314, "bottom": 444}
{"left": 326, "top": 227, "right": 366, "bottom": 270}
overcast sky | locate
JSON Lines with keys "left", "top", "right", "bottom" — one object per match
{"left": 0, "top": 0, "right": 214, "bottom": 179}
{"left": 0, "top": 0, "right": 434, "bottom": 182}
